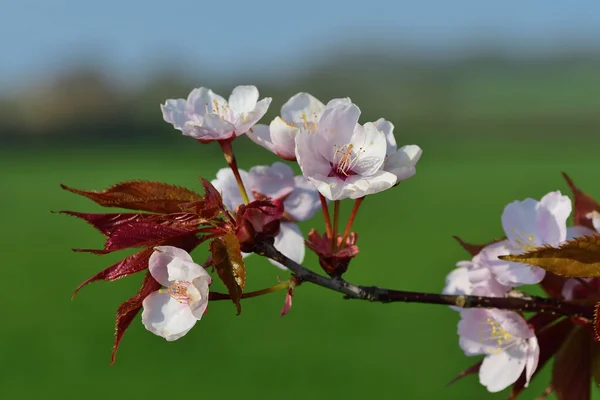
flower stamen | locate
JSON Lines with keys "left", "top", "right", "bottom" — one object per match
{"left": 160, "top": 280, "right": 191, "bottom": 304}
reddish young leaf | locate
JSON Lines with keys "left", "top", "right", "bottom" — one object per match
{"left": 59, "top": 211, "right": 202, "bottom": 236}
{"left": 552, "top": 325, "right": 592, "bottom": 400}
{"left": 446, "top": 360, "right": 482, "bottom": 387}
{"left": 61, "top": 181, "right": 204, "bottom": 214}
{"left": 73, "top": 248, "right": 154, "bottom": 297}
{"left": 594, "top": 302, "right": 600, "bottom": 343}
{"left": 509, "top": 317, "right": 574, "bottom": 399}
{"left": 540, "top": 272, "right": 568, "bottom": 299}
{"left": 452, "top": 236, "right": 506, "bottom": 257}
{"left": 111, "top": 271, "right": 161, "bottom": 365}
{"left": 563, "top": 172, "right": 600, "bottom": 229}
{"left": 73, "top": 232, "right": 201, "bottom": 296}
{"left": 103, "top": 222, "right": 198, "bottom": 253}
{"left": 210, "top": 232, "right": 246, "bottom": 315}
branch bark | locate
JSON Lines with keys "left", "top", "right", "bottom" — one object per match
{"left": 253, "top": 240, "right": 593, "bottom": 319}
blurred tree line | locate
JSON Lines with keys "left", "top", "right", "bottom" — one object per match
{"left": 1, "top": 49, "right": 599, "bottom": 148}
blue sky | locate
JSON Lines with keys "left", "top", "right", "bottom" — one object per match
{"left": 1, "top": 0, "right": 599, "bottom": 90}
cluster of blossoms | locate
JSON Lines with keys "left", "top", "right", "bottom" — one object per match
{"left": 444, "top": 175, "right": 600, "bottom": 398}
{"left": 61, "top": 85, "right": 421, "bottom": 362}
{"left": 60, "top": 84, "right": 600, "bottom": 399}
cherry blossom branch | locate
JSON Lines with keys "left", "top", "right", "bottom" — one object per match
{"left": 253, "top": 240, "right": 593, "bottom": 319}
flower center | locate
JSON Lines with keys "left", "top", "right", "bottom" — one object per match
{"left": 478, "top": 318, "right": 514, "bottom": 354}
{"left": 299, "top": 112, "right": 319, "bottom": 133}
{"left": 205, "top": 100, "right": 232, "bottom": 121}
{"left": 160, "top": 280, "right": 191, "bottom": 304}
{"left": 328, "top": 144, "right": 364, "bottom": 181}
{"left": 509, "top": 228, "right": 537, "bottom": 252}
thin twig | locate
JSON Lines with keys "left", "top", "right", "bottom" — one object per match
{"left": 253, "top": 240, "right": 593, "bottom": 319}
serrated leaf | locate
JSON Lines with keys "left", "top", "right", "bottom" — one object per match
{"left": 59, "top": 211, "right": 202, "bottom": 236}
{"left": 73, "top": 233, "right": 200, "bottom": 296}
{"left": 61, "top": 181, "right": 204, "bottom": 213}
{"left": 552, "top": 325, "right": 592, "bottom": 400}
{"left": 73, "top": 248, "right": 154, "bottom": 297}
{"left": 499, "top": 236, "right": 600, "bottom": 278}
{"left": 210, "top": 232, "right": 246, "bottom": 315}
{"left": 563, "top": 172, "right": 600, "bottom": 229}
{"left": 111, "top": 271, "right": 161, "bottom": 365}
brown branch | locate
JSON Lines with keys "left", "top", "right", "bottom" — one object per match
{"left": 253, "top": 240, "right": 593, "bottom": 319}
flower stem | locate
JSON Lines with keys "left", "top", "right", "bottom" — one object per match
{"left": 319, "top": 193, "right": 333, "bottom": 239}
{"left": 332, "top": 200, "right": 341, "bottom": 250}
{"left": 219, "top": 140, "right": 250, "bottom": 204}
{"left": 209, "top": 281, "right": 290, "bottom": 301}
{"left": 341, "top": 197, "right": 364, "bottom": 245}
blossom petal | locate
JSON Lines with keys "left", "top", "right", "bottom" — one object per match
{"left": 325, "top": 97, "right": 352, "bottom": 108}
{"left": 566, "top": 225, "right": 597, "bottom": 240}
{"left": 350, "top": 122, "right": 387, "bottom": 176}
{"left": 211, "top": 167, "right": 251, "bottom": 211}
{"left": 187, "top": 87, "right": 227, "bottom": 117}
{"left": 183, "top": 114, "right": 236, "bottom": 141}
{"left": 490, "top": 309, "right": 534, "bottom": 338}
{"left": 269, "top": 117, "right": 300, "bottom": 160}
{"left": 167, "top": 257, "right": 209, "bottom": 283}
{"left": 284, "top": 176, "right": 321, "bottom": 221}
{"left": 269, "top": 222, "right": 304, "bottom": 270}
{"left": 491, "top": 260, "right": 546, "bottom": 286}
{"left": 141, "top": 292, "right": 197, "bottom": 341}
{"left": 538, "top": 191, "right": 571, "bottom": 244}
{"left": 281, "top": 92, "right": 325, "bottom": 124}
{"left": 384, "top": 145, "right": 422, "bottom": 182}
{"left": 148, "top": 246, "right": 194, "bottom": 286}
{"left": 234, "top": 97, "right": 272, "bottom": 135}
{"left": 317, "top": 103, "right": 361, "bottom": 151}
{"left": 295, "top": 131, "right": 332, "bottom": 178}
{"left": 188, "top": 275, "right": 211, "bottom": 319}
{"left": 502, "top": 198, "right": 540, "bottom": 246}
{"left": 373, "top": 118, "right": 397, "bottom": 155}
{"left": 345, "top": 170, "right": 398, "bottom": 199}
{"left": 524, "top": 336, "right": 540, "bottom": 387}
{"left": 160, "top": 99, "right": 188, "bottom": 130}
{"left": 228, "top": 85, "right": 259, "bottom": 115}
{"left": 248, "top": 162, "right": 295, "bottom": 200}
{"left": 479, "top": 344, "right": 528, "bottom": 392}
{"left": 307, "top": 175, "right": 353, "bottom": 201}
{"left": 247, "top": 124, "right": 276, "bottom": 153}
{"left": 591, "top": 211, "right": 600, "bottom": 232}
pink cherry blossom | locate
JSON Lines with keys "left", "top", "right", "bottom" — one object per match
{"left": 161, "top": 85, "right": 271, "bottom": 143}
{"left": 141, "top": 246, "right": 212, "bottom": 341}
{"left": 211, "top": 162, "right": 321, "bottom": 269}
{"left": 491, "top": 191, "right": 572, "bottom": 286}
{"left": 247, "top": 93, "right": 350, "bottom": 161}
{"left": 443, "top": 244, "right": 511, "bottom": 311}
{"left": 295, "top": 102, "right": 397, "bottom": 200}
{"left": 374, "top": 118, "right": 422, "bottom": 184}
{"left": 458, "top": 308, "right": 539, "bottom": 393}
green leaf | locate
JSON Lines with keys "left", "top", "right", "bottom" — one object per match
{"left": 210, "top": 232, "right": 246, "bottom": 315}
{"left": 499, "top": 236, "right": 600, "bottom": 278}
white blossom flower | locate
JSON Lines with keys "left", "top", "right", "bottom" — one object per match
{"left": 161, "top": 85, "right": 271, "bottom": 143}
{"left": 444, "top": 244, "right": 511, "bottom": 311}
{"left": 489, "top": 191, "right": 572, "bottom": 286}
{"left": 211, "top": 162, "right": 320, "bottom": 269}
{"left": 374, "top": 118, "right": 422, "bottom": 184}
{"left": 458, "top": 309, "right": 539, "bottom": 393}
{"left": 295, "top": 102, "right": 397, "bottom": 200}
{"left": 141, "top": 246, "right": 212, "bottom": 341}
{"left": 247, "top": 93, "right": 350, "bottom": 161}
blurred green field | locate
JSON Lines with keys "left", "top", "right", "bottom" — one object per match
{"left": 1, "top": 133, "right": 599, "bottom": 400}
